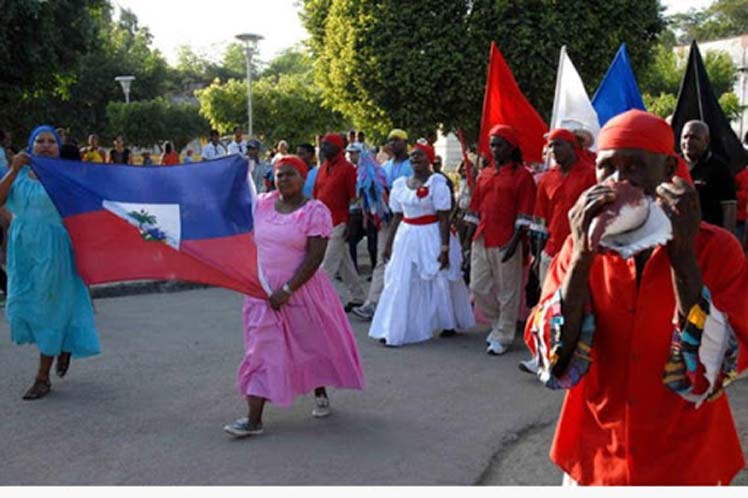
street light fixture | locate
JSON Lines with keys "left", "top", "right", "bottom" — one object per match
{"left": 114, "top": 75, "right": 136, "bottom": 104}
{"left": 235, "top": 33, "right": 263, "bottom": 137}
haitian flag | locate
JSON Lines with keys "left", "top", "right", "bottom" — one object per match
{"left": 30, "top": 155, "right": 268, "bottom": 298}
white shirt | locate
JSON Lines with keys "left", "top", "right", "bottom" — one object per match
{"left": 227, "top": 140, "right": 247, "bottom": 156}
{"left": 201, "top": 142, "right": 227, "bottom": 161}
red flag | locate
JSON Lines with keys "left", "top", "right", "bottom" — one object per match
{"left": 456, "top": 129, "right": 474, "bottom": 189}
{"left": 478, "top": 42, "right": 548, "bottom": 164}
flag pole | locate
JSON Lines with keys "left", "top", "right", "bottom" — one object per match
{"left": 550, "top": 45, "right": 566, "bottom": 130}
{"left": 692, "top": 42, "right": 705, "bottom": 118}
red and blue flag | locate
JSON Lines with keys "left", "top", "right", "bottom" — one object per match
{"left": 30, "top": 155, "right": 268, "bottom": 298}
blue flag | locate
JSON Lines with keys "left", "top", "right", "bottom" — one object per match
{"left": 592, "top": 44, "right": 646, "bottom": 127}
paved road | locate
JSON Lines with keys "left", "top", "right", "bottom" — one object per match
{"left": 1, "top": 287, "right": 746, "bottom": 485}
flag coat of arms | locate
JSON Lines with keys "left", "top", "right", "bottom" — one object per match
{"left": 30, "top": 155, "right": 268, "bottom": 298}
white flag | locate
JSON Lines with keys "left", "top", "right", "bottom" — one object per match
{"left": 550, "top": 46, "right": 600, "bottom": 148}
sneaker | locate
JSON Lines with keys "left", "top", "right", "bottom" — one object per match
{"left": 351, "top": 303, "right": 375, "bottom": 320}
{"left": 486, "top": 340, "right": 508, "bottom": 355}
{"left": 223, "top": 418, "right": 264, "bottom": 438}
{"left": 312, "top": 396, "right": 331, "bottom": 418}
{"left": 518, "top": 357, "right": 539, "bottom": 375}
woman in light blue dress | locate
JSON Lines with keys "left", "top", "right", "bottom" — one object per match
{"left": 0, "top": 125, "right": 100, "bottom": 400}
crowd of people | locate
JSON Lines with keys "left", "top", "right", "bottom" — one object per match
{"left": 2, "top": 112, "right": 748, "bottom": 485}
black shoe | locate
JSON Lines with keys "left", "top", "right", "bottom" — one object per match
{"left": 379, "top": 338, "right": 387, "bottom": 344}
{"left": 440, "top": 329, "right": 457, "bottom": 338}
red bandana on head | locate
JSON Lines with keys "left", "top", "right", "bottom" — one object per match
{"left": 322, "top": 133, "right": 345, "bottom": 150}
{"left": 547, "top": 128, "right": 580, "bottom": 149}
{"left": 413, "top": 142, "right": 435, "bottom": 164}
{"left": 597, "top": 110, "right": 675, "bottom": 156}
{"left": 488, "top": 124, "right": 520, "bottom": 149}
{"left": 274, "top": 154, "right": 309, "bottom": 179}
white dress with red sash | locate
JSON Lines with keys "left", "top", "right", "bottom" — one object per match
{"left": 369, "top": 174, "right": 474, "bottom": 345}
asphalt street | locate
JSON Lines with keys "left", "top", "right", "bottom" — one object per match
{"left": 1, "top": 286, "right": 746, "bottom": 485}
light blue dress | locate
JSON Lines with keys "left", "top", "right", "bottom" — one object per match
{"left": 4, "top": 166, "right": 100, "bottom": 357}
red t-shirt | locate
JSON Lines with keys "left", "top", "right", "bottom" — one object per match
{"left": 527, "top": 224, "right": 748, "bottom": 485}
{"left": 160, "top": 151, "right": 180, "bottom": 166}
{"left": 469, "top": 163, "right": 536, "bottom": 248}
{"left": 734, "top": 168, "right": 748, "bottom": 222}
{"left": 313, "top": 154, "right": 357, "bottom": 226}
{"left": 534, "top": 161, "right": 597, "bottom": 257}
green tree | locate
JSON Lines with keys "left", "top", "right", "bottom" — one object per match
{"left": 196, "top": 48, "right": 348, "bottom": 146}
{"left": 719, "top": 92, "right": 746, "bottom": 121}
{"left": 639, "top": 46, "right": 738, "bottom": 118}
{"left": 106, "top": 98, "right": 208, "bottom": 152}
{"left": 172, "top": 43, "right": 257, "bottom": 89}
{"left": 669, "top": 0, "right": 748, "bottom": 43}
{"left": 302, "top": 0, "right": 664, "bottom": 142}
{"left": 0, "top": 0, "right": 109, "bottom": 133}
{"left": 643, "top": 92, "right": 677, "bottom": 118}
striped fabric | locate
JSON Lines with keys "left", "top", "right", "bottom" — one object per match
{"left": 530, "top": 290, "right": 595, "bottom": 390}
{"left": 663, "top": 286, "right": 740, "bottom": 407}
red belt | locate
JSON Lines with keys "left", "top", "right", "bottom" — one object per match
{"left": 403, "top": 215, "right": 439, "bottom": 225}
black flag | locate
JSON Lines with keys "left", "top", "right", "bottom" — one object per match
{"left": 671, "top": 41, "right": 748, "bottom": 175}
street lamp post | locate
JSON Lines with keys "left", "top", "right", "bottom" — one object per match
{"left": 114, "top": 75, "right": 136, "bottom": 104}
{"left": 235, "top": 33, "right": 263, "bottom": 137}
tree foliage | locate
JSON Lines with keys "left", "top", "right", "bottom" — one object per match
{"left": 669, "top": 0, "right": 748, "bottom": 44}
{"left": 106, "top": 98, "right": 209, "bottom": 152}
{"left": 0, "top": 0, "right": 109, "bottom": 132}
{"left": 0, "top": 2, "right": 172, "bottom": 141}
{"left": 719, "top": 92, "right": 746, "bottom": 122}
{"left": 639, "top": 46, "right": 738, "bottom": 118}
{"left": 302, "top": 0, "right": 664, "bottom": 142}
{"left": 196, "top": 48, "right": 348, "bottom": 146}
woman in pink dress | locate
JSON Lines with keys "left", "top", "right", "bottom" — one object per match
{"left": 224, "top": 155, "right": 366, "bottom": 438}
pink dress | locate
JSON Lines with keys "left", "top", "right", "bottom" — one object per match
{"left": 237, "top": 191, "right": 366, "bottom": 406}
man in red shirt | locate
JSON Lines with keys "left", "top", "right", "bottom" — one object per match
{"left": 525, "top": 110, "right": 748, "bottom": 485}
{"left": 313, "top": 133, "right": 366, "bottom": 309}
{"left": 464, "top": 124, "right": 536, "bottom": 355}
{"left": 533, "top": 128, "right": 597, "bottom": 287}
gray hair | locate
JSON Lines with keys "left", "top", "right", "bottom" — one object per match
{"left": 683, "top": 120, "right": 710, "bottom": 137}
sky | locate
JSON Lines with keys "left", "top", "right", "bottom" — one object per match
{"left": 116, "top": 0, "right": 715, "bottom": 66}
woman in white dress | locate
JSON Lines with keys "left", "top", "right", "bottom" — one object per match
{"left": 369, "top": 141, "right": 475, "bottom": 346}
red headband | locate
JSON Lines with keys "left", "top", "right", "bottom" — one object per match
{"left": 597, "top": 110, "right": 675, "bottom": 156}
{"left": 322, "top": 133, "right": 345, "bottom": 149}
{"left": 274, "top": 155, "right": 309, "bottom": 180}
{"left": 547, "top": 128, "right": 579, "bottom": 148}
{"left": 488, "top": 124, "right": 519, "bottom": 148}
{"left": 413, "top": 142, "right": 435, "bottom": 164}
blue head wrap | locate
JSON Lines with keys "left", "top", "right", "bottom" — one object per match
{"left": 27, "top": 125, "right": 62, "bottom": 154}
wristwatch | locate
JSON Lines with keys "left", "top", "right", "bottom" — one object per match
{"left": 282, "top": 283, "right": 293, "bottom": 295}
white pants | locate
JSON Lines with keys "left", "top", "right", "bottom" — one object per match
{"left": 322, "top": 223, "right": 366, "bottom": 303}
{"left": 470, "top": 237, "right": 523, "bottom": 345}
{"left": 364, "top": 221, "right": 391, "bottom": 306}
